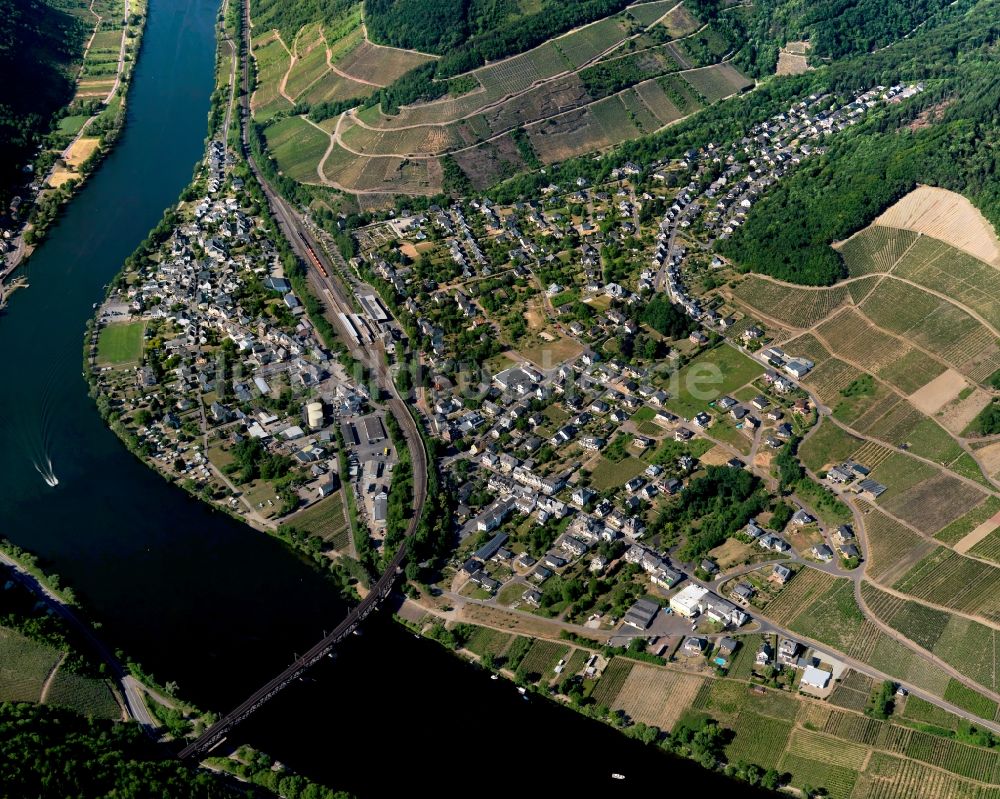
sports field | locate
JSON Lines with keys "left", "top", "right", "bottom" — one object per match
{"left": 96, "top": 321, "right": 144, "bottom": 366}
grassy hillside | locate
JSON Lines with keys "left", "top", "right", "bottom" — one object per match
{"left": 0, "top": 0, "right": 88, "bottom": 204}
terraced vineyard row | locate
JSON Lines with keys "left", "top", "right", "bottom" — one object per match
{"left": 838, "top": 226, "right": 919, "bottom": 276}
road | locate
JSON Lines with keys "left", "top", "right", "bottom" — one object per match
{"left": 0, "top": 551, "right": 155, "bottom": 727}
{"left": 177, "top": 0, "right": 428, "bottom": 760}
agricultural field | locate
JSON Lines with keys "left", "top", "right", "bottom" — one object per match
{"left": 872, "top": 186, "right": 1000, "bottom": 268}
{"left": 943, "top": 679, "right": 998, "bottom": 721}
{"left": 589, "top": 657, "right": 634, "bottom": 707}
{"left": 860, "top": 507, "right": 934, "bottom": 584}
{"left": 762, "top": 569, "right": 838, "bottom": 626}
{"left": 856, "top": 751, "right": 1000, "bottom": 799}
{"left": 937, "top": 495, "right": 1000, "bottom": 547}
{"left": 288, "top": 492, "right": 350, "bottom": 548}
{"left": 816, "top": 308, "right": 913, "bottom": 380}
{"left": 0, "top": 628, "right": 62, "bottom": 703}
{"left": 463, "top": 626, "right": 513, "bottom": 658}
{"left": 691, "top": 676, "right": 799, "bottom": 721}
{"left": 788, "top": 727, "right": 870, "bottom": 770}
{"left": 262, "top": 117, "right": 330, "bottom": 184}
{"left": 779, "top": 753, "right": 858, "bottom": 799}
{"left": 803, "top": 358, "right": 866, "bottom": 404}
{"left": 861, "top": 582, "right": 1000, "bottom": 695}
{"left": 664, "top": 344, "right": 762, "bottom": 418}
{"left": 835, "top": 225, "right": 919, "bottom": 276}
{"left": 45, "top": 671, "right": 121, "bottom": 720}
{"left": 611, "top": 664, "right": 705, "bottom": 731}
{"left": 680, "top": 63, "right": 753, "bottom": 103}
{"left": 627, "top": 0, "right": 677, "bottom": 27}
{"left": 893, "top": 240, "right": 1000, "bottom": 333}
{"left": 516, "top": 640, "right": 569, "bottom": 681}
{"left": 250, "top": 37, "right": 294, "bottom": 119}
{"left": 724, "top": 712, "right": 793, "bottom": 770}
{"left": 799, "top": 422, "right": 862, "bottom": 472}
{"left": 878, "top": 472, "right": 986, "bottom": 536}
{"left": 893, "top": 546, "right": 1000, "bottom": 624}
{"left": 731, "top": 277, "right": 848, "bottom": 328}
{"left": 96, "top": 321, "right": 144, "bottom": 366}
{"left": 553, "top": 15, "right": 631, "bottom": 69}
{"left": 828, "top": 671, "right": 875, "bottom": 713}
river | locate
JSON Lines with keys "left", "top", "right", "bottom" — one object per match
{"left": 0, "top": 0, "right": 774, "bottom": 794}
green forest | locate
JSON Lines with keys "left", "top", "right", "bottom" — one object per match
{"left": 365, "top": 0, "right": 635, "bottom": 74}
{"left": 0, "top": 0, "right": 87, "bottom": 206}
{"left": 0, "top": 702, "right": 261, "bottom": 798}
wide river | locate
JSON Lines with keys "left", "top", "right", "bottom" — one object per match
{"left": 0, "top": 0, "right": 774, "bottom": 793}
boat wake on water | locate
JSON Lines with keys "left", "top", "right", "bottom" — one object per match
{"left": 33, "top": 458, "right": 59, "bottom": 487}
{"left": 21, "top": 355, "right": 66, "bottom": 488}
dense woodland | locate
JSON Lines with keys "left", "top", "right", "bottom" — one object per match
{"left": 0, "top": 703, "right": 264, "bottom": 798}
{"left": 0, "top": 0, "right": 87, "bottom": 205}
{"left": 365, "top": 0, "right": 635, "bottom": 74}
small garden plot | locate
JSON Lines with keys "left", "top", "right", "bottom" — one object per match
{"left": 612, "top": 664, "right": 705, "bottom": 731}
{"left": 836, "top": 225, "right": 920, "bottom": 276}
{"left": 875, "top": 349, "right": 947, "bottom": 394}
{"left": 516, "top": 640, "right": 569, "bottom": 682}
{"left": 778, "top": 753, "right": 858, "bottom": 799}
{"left": 0, "top": 628, "right": 62, "bottom": 703}
{"left": 798, "top": 421, "right": 863, "bottom": 472}
{"left": 943, "top": 679, "right": 998, "bottom": 721}
{"left": 589, "top": 657, "right": 634, "bottom": 707}
{"left": 732, "top": 277, "right": 848, "bottom": 328}
{"left": 861, "top": 508, "right": 933, "bottom": 583}
{"left": 724, "top": 713, "right": 793, "bottom": 770}
{"left": 880, "top": 473, "right": 987, "bottom": 536}
{"left": 45, "top": 672, "right": 120, "bottom": 719}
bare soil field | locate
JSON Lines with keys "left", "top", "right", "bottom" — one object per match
{"left": 335, "top": 39, "right": 433, "bottom": 86}
{"left": 776, "top": 52, "right": 809, "bottom": 75}
{"left": 908, "top": 369, "right": 968, "bottom": 416}
{"left": 65, "top": 137, "right": 100, "bottom": 168}
{"left": 936, "top": 387, "right": 992, "bottom": 436}
{"left": 954, "top": 510, "right": 1000, "bottom": 554}
{"left": 873, "top": 186, "right": 1000, "bottom": 268}
{"left": 613, "top": 664, "right": 705, "bottom": 730}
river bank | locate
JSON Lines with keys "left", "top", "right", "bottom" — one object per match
{"left": 2, "top": 0, "right": 149, "bottom": 289}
